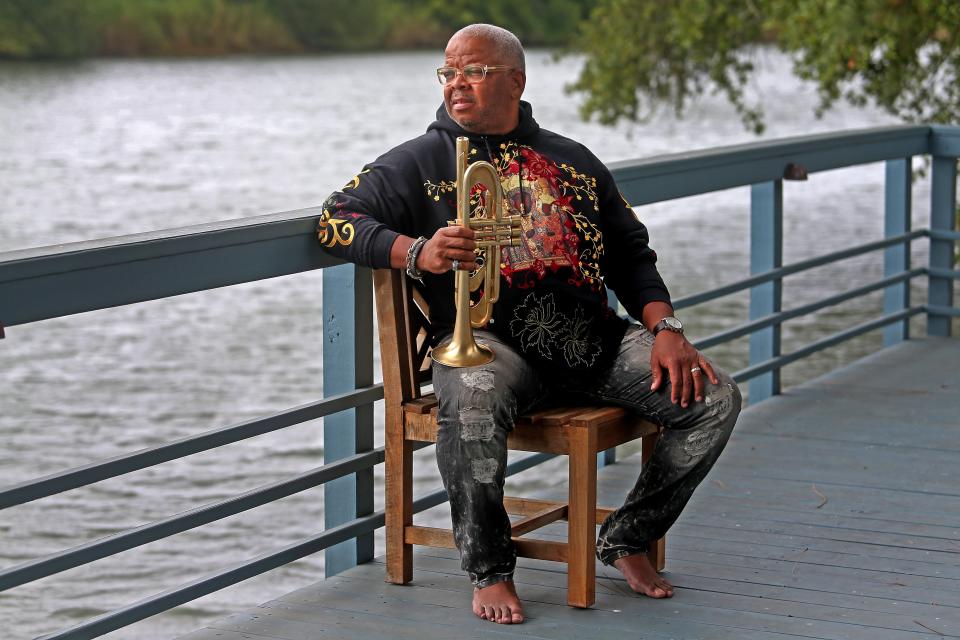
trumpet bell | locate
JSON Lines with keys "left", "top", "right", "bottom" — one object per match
{"left": 430, "top": 334, "right": 494, "bottom": 367}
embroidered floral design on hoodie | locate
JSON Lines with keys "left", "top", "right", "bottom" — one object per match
{"left": 423, "top": 142, "right": 604, "bottom": 291}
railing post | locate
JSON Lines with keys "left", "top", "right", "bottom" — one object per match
{"left": 928, "top": 157, "right": 958, "bottom": 337}
{"left": 322, "top": 264, "right": 375, "bottom": 576}
{"left": 598, "top": 287, "right": 622, "bottom": 467}
{"left": 749, "top": 180, "right": 783, "bottom": 403}
{"left": 883, "top": 158, "right": 912, "bottom": 345}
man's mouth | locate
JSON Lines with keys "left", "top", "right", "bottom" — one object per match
{"left": 450, "top": 96, "right": 474, "bottom": 111}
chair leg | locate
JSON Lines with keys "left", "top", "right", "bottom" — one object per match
{"left": 567, "top": 426, "right": 597, "bottom": 608}
{"left": 385, "top": 427, "right": 413, "bottom": 584}
{"left": 647, "top": 536, "right": 666, "bottom": 572}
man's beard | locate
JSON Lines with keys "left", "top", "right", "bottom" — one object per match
{"left": 446, "top": 104, "right": 486, "bottom": 133}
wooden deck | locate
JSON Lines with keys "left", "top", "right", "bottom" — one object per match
{"left": 182, "top": 337, "right": 960, "bottom": 639}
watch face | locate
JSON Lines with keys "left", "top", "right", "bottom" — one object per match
{"left": 665, "top": 317, "right": 683, "bottom": 330}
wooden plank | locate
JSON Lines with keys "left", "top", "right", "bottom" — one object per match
{"left": 669, "top": 492, "right": 960, "bottom": 540}
{"left": 507, "top": 424, "right": 571, "bottom": 455}
{"left": 405, "top": 525, "right": 456, "bottom": 549}
{"left": 229, "top": 602, "right": 541, "bottom": 640}
{"left": 387, "top": 551, "right": 952, "bottom": 619}
{"left": 503, "top": 496, "right": 612, "bottom": 524}
{"left": 404, "top": 396, "right": 438, "bottom": 415}
{"left": 404, "top": 525, "right": 573, "bottom": 564}
{"left": 653, "top": 543, "right": 960, "bottom": 594}
{"left": 513, "top": 537, "right": 569, "bottom": 563}
{"left": 648, "top": 536, "right": 666, "bottom": 573}
{"left": 515, "top": 406, "right": 578, "bottom": 426}
{"left": 567, "top": 406, "right": 629, "bottom": 428}
{"left": 342, "top": 561, "right": 944, "bottom": 639}
{"left": 277, "top": 568, "right": 874, "bottom": 640}
{"left": 661, "top": 557, "right": 954, "bottom": 605}
{"left": 664, "top": 532, "right": 960, "bottom": 580}
{"left": 403, "top": 414, "right": 440, "bottom": 443}
{"left": 566, "top": 425, "right": 596, "bottom": 607}
{"left": 595, "top": 506, "right": 615, "bottom": 523}
{"left": 503, "top": 496, "right": 566, "bottom": 515}
{"left": 178, "top": 621, "right": 283, "bottom": 640}
{"left": 708, "top": 445, "right": 960, "bottom": 495}
{"left": 385, "top": 432, "right": 415, "bottom": 584}
{"left": 539, "top": 408, "right": 597, "bottom": 427}
{"left": 511, "top": 505, "right": 568, "bottom": 537}
{"left": 673, "top": 510, "right": 960, "bottom": 556}
{"left": 596, "top": 420, "right": 659, "bottom": 452}
{"left": 666, "top": 520, "right": 960, "bottom": 566}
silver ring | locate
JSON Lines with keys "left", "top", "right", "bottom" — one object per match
{"left": 451, "top": 259, "right": 461, "bottom": 271}
{"left": 690, "top": 366, "right": 702, "bottom": 374}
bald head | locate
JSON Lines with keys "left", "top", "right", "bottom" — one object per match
{"left": 448, "top": 24, "right": 525, "bottom": 72}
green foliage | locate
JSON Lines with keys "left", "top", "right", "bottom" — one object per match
{"left": 0, "top": 0, "right": 101, "bottom": 58}
{"left": 0, "top": 0, "right": 590, "bottom": 58}
{"left": 0, "top": 0, "right": 301, "bottom": 58}
{"left": 570, "top": 0, "right": 960, "bottom": 134}
{"left": 95, "top": 0, "right": 300, "bottom": 55}
{"left": 418, "top": 0, "right": 591, "bottom": 47}
{"left": 265, "top": 0, "right": 398, "bottom": 50}
{"left": 569, "top": 0, "right": 767, "bottom": 132}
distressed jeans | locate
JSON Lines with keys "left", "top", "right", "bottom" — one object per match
{"left": 433, "top": 325, "right": 742, "bottom": 588}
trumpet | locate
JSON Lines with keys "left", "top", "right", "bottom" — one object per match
{"left": 431, "top": 137, "right": 522, "bottom": 368}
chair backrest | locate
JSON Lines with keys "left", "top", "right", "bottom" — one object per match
{"left": 373, "top": 270, "right": 435, "bottom": 417}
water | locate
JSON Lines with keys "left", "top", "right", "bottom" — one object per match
{"left": 0, "top": 49, "right": 935, "bottom": 639}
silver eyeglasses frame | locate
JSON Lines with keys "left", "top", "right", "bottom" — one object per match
{"left": 436, "top": 64, "right": 512, "bottom": 85}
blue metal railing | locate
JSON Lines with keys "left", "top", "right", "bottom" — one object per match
{"left": 0, "top": 124, "right": 956, "bottom": 640}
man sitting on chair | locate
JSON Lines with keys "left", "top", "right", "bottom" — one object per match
{"left": 317, "top": 23, "right": 741, "bottom": 625}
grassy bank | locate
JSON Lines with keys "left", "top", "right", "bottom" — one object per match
{"left": 0, "top": 0, "right": 591, "bottom": 59}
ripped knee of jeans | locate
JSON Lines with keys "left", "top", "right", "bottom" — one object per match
{"left": 470, "top": 457, "right": 499, "bottom": 483}
{"left": 704, "top": 380, "right": 742, "bottom": 422}
{"left": 461, "top": 369, "right": 495, "bottom": 392}
{"left": 459, "top": 406, "right": 496, "bottom": 441}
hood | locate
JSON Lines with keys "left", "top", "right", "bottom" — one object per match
{"left": 427, "top": 100, "right": 540, "bottom": 142}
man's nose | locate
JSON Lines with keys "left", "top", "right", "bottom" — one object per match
{"left": 450, "top": 69, "right": 470, "bottom": 89}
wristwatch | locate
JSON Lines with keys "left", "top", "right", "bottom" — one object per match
{"left": 652, "top": 316, "right": 683, "bottom": 336}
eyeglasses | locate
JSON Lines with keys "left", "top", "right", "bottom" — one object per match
{"left": 436, "top": 64, "right": 512, "bottom": 85}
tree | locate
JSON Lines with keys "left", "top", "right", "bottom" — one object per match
{"left": 0, "top": 0, "right": 100, "bottom": 58}
{"left": 569, "top": 0, "right": 960, "bottom": 134}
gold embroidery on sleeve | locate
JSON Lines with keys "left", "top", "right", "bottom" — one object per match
{"left": 318, "top": 215, "right": 355, "bottom": 247}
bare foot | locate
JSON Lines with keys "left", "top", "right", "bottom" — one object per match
{"left": 472, "top": 580, "right": 524, "bottom": 624}
{"left": 613, "top": 554, "right": 674, "bottom": 598}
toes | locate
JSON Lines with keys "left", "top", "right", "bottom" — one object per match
{"left": 648, "top": 581, "right": 673, "bottom": 598}
{"left": 495, "top": 605, "right": 520, "bottom": 624}
{"left": 656, "top": 578, "right": 675, "bottom": 597}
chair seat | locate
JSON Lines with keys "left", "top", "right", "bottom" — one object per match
{"left": 403, "top": 393, "right": 660, "bottom": 454}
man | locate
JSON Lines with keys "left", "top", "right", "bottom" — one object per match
{"left": 317, "top": 24, "right": 741, "bottom": 625}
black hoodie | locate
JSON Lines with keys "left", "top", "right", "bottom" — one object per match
{"left": 317, "top": 101, "right": 671, "bottom": 376}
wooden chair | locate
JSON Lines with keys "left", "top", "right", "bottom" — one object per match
{"left": 374, "top": 268, "right": 665, "bottom": 608}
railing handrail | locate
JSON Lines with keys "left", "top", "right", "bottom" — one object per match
{"left": 2, "top": 123, "right": 957, "bottom": 640}
{"left": 0, "top": 124, "right": 950, "bottom": 327}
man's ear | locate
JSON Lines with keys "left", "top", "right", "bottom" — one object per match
{"left": 511, "top": 70, "right": 526, "bottom": 99}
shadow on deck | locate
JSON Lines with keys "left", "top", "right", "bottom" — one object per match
{"left": 183, "top": 338, "right": 960, "bottom": 639}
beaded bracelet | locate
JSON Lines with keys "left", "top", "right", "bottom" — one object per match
{"left": 405, "top": 236, "right": 428, "bottom": 284}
